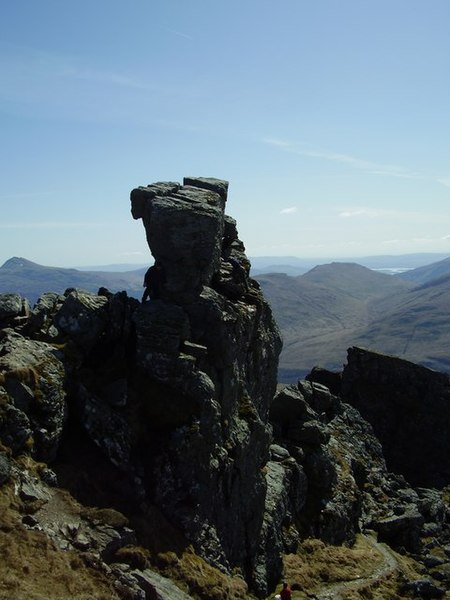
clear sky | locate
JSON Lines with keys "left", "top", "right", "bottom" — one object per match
{"left": 1, "top": 0, "right": 449, "bottom": 267}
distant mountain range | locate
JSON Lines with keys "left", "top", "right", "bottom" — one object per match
{"left": 257, "top": 256, "right": 450, "bottom": 381}
{"left": 0, "top": 257, "right": 146, "bottom": 304}
{"left": 249, "top": 252, "right": 450, "bottom": 276}
{"left": 2, "top": 254, "right": 450, "bottom": 382}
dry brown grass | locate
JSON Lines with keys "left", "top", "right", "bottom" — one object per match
{"left": 155, "top": 546, "right": 251, "bottom": 600}
{"left": 81, "top": 505, "right": 129, "bottom": 528}
{"left": 113, "top": 544, "right": 150, "bottom": 570}
{"left": 1, "top": 366, "right": 40, "bottom": 388}
{"left": 282, "top": 536, "right": 384, "bottom": 589}
{"left": 0, "top": 470, "right": 122, "bottom": 600}
{"left": 0, "top": 525, "right": 122, "bottom": 600}
{"left": 277, "top": 535, "right": 427, "bottom": 600}
{"left": 0, "top": 528, "right": 121, "bottom": 600}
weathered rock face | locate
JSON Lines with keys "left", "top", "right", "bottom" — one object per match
{"left": 270, "top": 373, "right": 450, "bottom": 566}
{"left": 130, "top": 177, "right": 283, "bottom": 595}
{"left": 0, "top": 293, "right": 29, "bottom": 328}
{"left": 341, "top": 346, "right": 450, "bottom": 488}
{"left": 130, "top": 178, "right": 228, "bottom": 303}
{"left": 269, "top": 381, "right": 365, "bottom": 546}
{"left": 0, "top": 328, "right": 66, "bottom": 461}
{"left": 0, "top": 177, "right": 283, "bottom": 597}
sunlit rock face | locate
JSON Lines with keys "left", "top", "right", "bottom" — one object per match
{"left": 130, "top": 177, "right": 227, "bottom": 303}
{"left": 0, "top": 329, "right": 66, "bottom": 461}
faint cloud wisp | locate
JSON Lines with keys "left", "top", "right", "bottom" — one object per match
{"left": 437, "top": 178, "right": 450, "bottom": 188}
{"left": 158, "top": 26, "right": 194, "bottom": 41}
{"left": 263, "top": 137, "right": 423, "bottom": 180}
{"left": 338, "top": 207, "right": 398, "bottom": 219}
{"left": 382, "top": 234, "right": 450, "bottom": 247}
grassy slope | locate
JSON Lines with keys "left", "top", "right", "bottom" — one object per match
{"left": 0, "top": 457, "right": 426, "bottom": 600}
{"left": 281, "top": 535, "right": 425, "bottom": 599}
{"left": 0, "top": 462, "right": 122, "bottom": 600}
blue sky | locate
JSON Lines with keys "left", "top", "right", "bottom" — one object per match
{"left": 1, "top": 0, "right": 449, "bottom": 267}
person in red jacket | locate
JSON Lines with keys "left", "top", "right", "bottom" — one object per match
{"left": 280, "top": 581, "right": 292, "bottom": 600}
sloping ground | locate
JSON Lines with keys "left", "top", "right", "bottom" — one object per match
{"left": 314, "top": 535, "right": 398, "bottom": 599}
{"left": 279, "top": 534, "right": 428, "bottom": 600}
{"left": 300, "top": 262, "right": 412, "bottom": 299}
{"left": 0, "top": 457, "right": 123, "bottom": 600}
{"left": 257, "top": 264, "right": 413, "bottom": 381}
{"left": 351, "top": 275, "right": 450, "bottom": 373}
{"left": 258, "top": 262, "right": 450, "bottom": 382}
{"left": 0, "top": 461, "right": 434, "bottom": 600}
{"left": 0, "top": 453, "right": 251, "bottom": 600}
{"left": 257, "top": 264, "right": 412, "bottom": 335}
{"left": 256, "top": 272, "right": 368, "bottom": 332}
{"left": 397, "top": 255, "right": 450, "bottom": 284}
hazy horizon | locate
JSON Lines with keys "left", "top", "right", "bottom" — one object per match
{"left": 2, "top": 251, "right": 449, "bottom": 273}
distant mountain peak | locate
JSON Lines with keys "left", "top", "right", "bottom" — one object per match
{"left": 1, "top": 257, "right": 37, "bottom": 270}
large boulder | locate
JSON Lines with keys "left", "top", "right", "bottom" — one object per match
{"left": 0, "top": 293, "right": 29, "bottom": 328}
{"left": 131, "top": 177, "right": 227, "bottom": 303}
{"left": 54, "top": 289, "right": 109, "bottom": 352}
{"left": 373, "top": 509, "right": 424, "bottom": 553}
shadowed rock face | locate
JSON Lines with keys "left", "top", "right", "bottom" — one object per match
{"left": 130, "top": 177, "right": 283, "bottom": 594}
{"left": 0, "top": 176, "right": 283, "bottom": 596}
{"left": 342, "top": 346, "right": 450, "bottom": 488}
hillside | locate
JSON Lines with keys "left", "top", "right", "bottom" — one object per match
{"left": 0, "top": 257, "right": 145, "bottom": 304}
{"left": 396, "top": 255, "right": 450, "bottom": 284}
{"left": 351, "top": 274, "right": 450, "bottom": 372}
{"left": 258, "top": 259, "right": 450, "bottom": 382}
{"left": 301, "top": 262, "right": 413, "bottom": 299}
{"left": 257, "top": 263, "right": 415, "bottom": 381}
{"left": 249, "top": 252, "right": 450, "bottom": 276}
